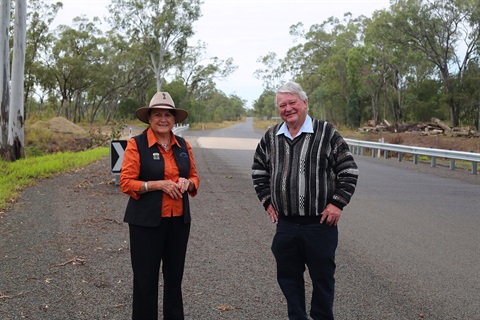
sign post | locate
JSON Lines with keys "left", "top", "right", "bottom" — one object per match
{"left": 110, "top": 140, "right": 127, "bottom": 185}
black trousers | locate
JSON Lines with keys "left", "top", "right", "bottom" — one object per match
{"left": 271, "top": 219, "right": 338, "bottom": 320}
{"left": 129, "top": 217, "right": 190, "bottom": 320}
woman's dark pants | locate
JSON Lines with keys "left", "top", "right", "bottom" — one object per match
{"left": 129, "top": 217, "right": 190, "bottom": 320}
{"left": 271, "top": 219, "right": 338, "bottom": 320}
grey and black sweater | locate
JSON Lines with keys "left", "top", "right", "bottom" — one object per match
{"left": 252, "top": 119, "right": 358, "bottom": 220}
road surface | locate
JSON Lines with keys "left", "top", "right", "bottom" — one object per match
{"left": 1, "top": 117, "right": 478, "bottom": 319}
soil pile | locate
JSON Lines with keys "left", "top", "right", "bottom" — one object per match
{"left": 30, "top": 117, "right": 87, "bottom": 137}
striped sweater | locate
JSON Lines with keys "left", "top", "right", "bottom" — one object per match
{"left": 252, "top": 119, "right": 358, "bottom": 217}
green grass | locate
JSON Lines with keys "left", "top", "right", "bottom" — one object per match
{"left": 0, "top": 147, "right": 109, "bottom": 211}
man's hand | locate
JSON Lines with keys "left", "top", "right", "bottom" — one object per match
{"left": 266, "top": 204, "right": 278, "bottom": 223}
{"left": 320, "top": 204, "right": 342, "bottom": 226}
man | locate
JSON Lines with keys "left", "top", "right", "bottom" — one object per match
{"left": 252, "top": 81, "right": 359, "bottom": 320}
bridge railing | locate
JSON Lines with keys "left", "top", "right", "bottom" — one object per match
{"left": 172, "top": 123, "right": 189, "bottom": 136}
{"left": 345, "top": 138, "right": 480, "bottom": 175}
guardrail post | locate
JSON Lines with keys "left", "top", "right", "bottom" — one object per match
{"left": 398, "top": 152, "right": 403, "bottom": 162}
{"left": 378, "top": 138, "right": 384, "bottom": 158}
{"left": 384, "top": 150, "right": 389, "bottom": 159}
{"left": 472, "top": 162, "right": 477, "bottom": 175}
{"left": 450, "top": 159, "right": 455, "bottom": 170}
{"left": 431, "top": 157, "right": 436, "bottom": 167}
{"left": 413, "top": 154, "right": 418, "bottom": 164}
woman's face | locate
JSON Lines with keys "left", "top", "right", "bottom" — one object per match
{"left": 148, "top": 109, "right": 175, "bottom": 136}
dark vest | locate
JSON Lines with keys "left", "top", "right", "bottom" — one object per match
{"left": 123, "top": 132, "right": 191, "bottom": 227}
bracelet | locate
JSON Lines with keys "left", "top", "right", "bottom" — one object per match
{"left": 144, "top": 181, "right": 148, "bottom": 192}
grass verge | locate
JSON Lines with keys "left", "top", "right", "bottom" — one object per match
{"left": 0, "top": 147, "right": 109, "bottom": 211}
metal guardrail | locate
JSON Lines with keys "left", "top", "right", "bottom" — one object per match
{"left": 345, "top": 138, "right": 480, "bottom": 175}
{"left": 172, "top": 124, "right": 189, "bottom": 136}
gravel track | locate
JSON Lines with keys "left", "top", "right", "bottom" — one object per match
{"left": 0, "top": 140, "right": 287, "bottom": 320}
{"left": 2, "top": 133, "right": 478, "bottom": 320}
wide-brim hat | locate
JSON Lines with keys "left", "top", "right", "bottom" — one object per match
{"left": 135, "top": 92, "right": 188, "bottom": 124}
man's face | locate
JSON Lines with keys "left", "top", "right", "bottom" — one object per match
{"left": 277, "top": 92, "right": 308, "bottom": 128}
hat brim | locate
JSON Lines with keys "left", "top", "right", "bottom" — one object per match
{"left": 136, "top": 106, "right": 188, "bottom": 124}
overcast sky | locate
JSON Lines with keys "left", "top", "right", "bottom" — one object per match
{"left": 53, "top": 0, "right": 390, "bottom": 107}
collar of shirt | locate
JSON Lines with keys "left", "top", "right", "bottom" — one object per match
{"left": 146, "top": 127, "right": 180, "bottom": 148}
{"left": 276, "top": 115, "right": 314, "bottom": 140}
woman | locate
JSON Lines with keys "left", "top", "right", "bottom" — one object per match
{"left": 120, "top": 92, "right": 200, "bottom": 320}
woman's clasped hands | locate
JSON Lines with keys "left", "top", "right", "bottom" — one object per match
{"left": 158, "top": 178, "right": 189, "bottom": 199}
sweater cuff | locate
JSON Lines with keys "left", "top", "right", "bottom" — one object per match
{"left": 262, "top": 199, "right": 272, "bottom": 210}
{"left": 329, "top": 198, "right": 345, "bottom": 210}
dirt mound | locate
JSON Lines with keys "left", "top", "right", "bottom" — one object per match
{"left": 27, "top": 117, "right": 94, "bottom": 154}
{"left": 30, "top": 117, "right": 87, "bottom": 137}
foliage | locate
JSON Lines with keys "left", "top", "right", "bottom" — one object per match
{"left": 252, "top": 90, "right": 276, "bottom": 119}
{"left": 108, "top": 0, "right": 202, "bottom": 91}
{"left": 10, "top": 0, "right": 244, "bottom": 134}
{"left": 253, "top": 0, "right": 480, "bottom": 130}
{"left": 0, "top": 147, "right": 108, "bottom": 210}
{"left": 4, "top": 0, "right": 480, "bottom": 155}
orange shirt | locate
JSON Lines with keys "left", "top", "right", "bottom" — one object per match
{"left": 120, "top": 128, "right": 199, "bottom": 217}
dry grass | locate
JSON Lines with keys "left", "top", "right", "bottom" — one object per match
{"left": 189, "top": 121, "right": 240, "bottom": 131}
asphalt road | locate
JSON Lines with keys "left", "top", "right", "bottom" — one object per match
{"left": 1, "top": 117, "right": 479, "bottom": 319}
{"left": 187, "top": 117, "right": 480, "bottom": 319}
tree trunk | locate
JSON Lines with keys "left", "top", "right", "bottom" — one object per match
{"left": 0, "top": 0, "right": 11, "bottom": 160}
{"left": 9, "top": 0, "right": 27, "bottom": 160}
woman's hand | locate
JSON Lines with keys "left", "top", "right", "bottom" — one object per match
{"left": 158, "top": 180, "right": 183, "bottom": 199}
{"left": 177, "top": 177, "right": 191, "bottom": 193}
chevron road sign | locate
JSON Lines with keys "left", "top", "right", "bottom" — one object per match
{"left": 110, "top": 140, "right": 127, "bottom": 174}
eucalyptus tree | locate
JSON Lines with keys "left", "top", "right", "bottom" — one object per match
{"left": 252, "top": 89, "right": 276, "bottom": 119}
{"left": 174, "top": 41, "right": 237, "bottom": 100}
{"left": 108, "top": 0, "right": 202, "bottom": 92}
{"left": 363, "top": 9, "right": 417, "bottom": 124}
{"left": 0, "top": 0, "right": 11, "bottom": 160}
{"left": 457, "top": 59, "right": 480, "bottom": 130}
{"left": 162, "top": 80, "right": 204, "bottom": 123}
{"left": 222, "top": 93, "right": 246, "bottom": 121}
{"left": 346, "top": 46, "right": 372, "bottom": 126}
{"left": 385, "top": 0, "right": 480, "bottom": 127}
{"left": 24, "top": 0, "right": 62, "bottom": 114}
{"left": 204, "top": 91, "right": 245, "bottom": 122}
{"left": 10, "top": 0, "right": 27, "bottom": 159}
{"left": 89, "top": 32, "right": 153, "bottom": 124}
{"left": 364, "top": 11, "right": 398, "bottom": 123}
{"left": 0, "top": 0, "right": 27, "bottom": 161}
{"left": 254, "top": 51, "right": 289, "bottom": 92}
{"left": 288, "top": 14, "right": 366, "bottom": 125}
{"left": 366, "top": 6, "right": 442, "bottom": 124}
{"left": 48, "top": 17, "right": 106, "bottom": 123}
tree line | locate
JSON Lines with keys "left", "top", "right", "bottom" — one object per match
{"left": 2, "top": 0, "right": 480, "bottom": 161}
{"left": 1, "top": 0, "right": 247, "bottom": 160}
{"left": 253, "top": 0, "right": 480, "bottom": 132}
